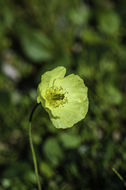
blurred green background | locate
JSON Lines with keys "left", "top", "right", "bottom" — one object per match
{"left": 0, "top": 0, "right": 126, "bottom": 190}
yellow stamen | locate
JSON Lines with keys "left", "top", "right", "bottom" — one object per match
{"left": 45, "top": 86, "right": 68, "bottom": 108}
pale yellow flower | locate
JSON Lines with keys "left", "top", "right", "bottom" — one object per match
{"left": 37, "top": 66, "right": 88, "bottom": 129}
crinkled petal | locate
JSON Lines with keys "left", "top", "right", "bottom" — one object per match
{"left": 54, "top": 74, "right": 87, "bottom": 102}
{"left": 37, "top": 66, "right": 66, "bottom": 103}
{"left": 50, "top": 99, "right": 88, "bottom": 129}
{"left": 49, "top": 74, "right": 88, "bottom": 128}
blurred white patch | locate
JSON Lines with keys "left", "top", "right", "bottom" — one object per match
{"left": 79, "top": 145, "right": 88, "bottom": 154}
{"left": 2, "top": 63, "right": 20, "bottom": 81}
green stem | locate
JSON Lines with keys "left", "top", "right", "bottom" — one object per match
{"left": 112, "top": 168, "right": 126, "bottom": 187}
{"left": 29, "top": 103, "right": 41, "bottom": 190}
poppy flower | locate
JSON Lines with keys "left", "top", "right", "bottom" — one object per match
{"left": 37, "top": 66, "right": 88, "bottom": 129}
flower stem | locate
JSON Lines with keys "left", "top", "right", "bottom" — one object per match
{"left": 29, "top": 103, "right": 41, "bottom": 190}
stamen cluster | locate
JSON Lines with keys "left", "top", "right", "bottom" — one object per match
{"left": 45, "top": 86, "right": 68, "bottom": 108}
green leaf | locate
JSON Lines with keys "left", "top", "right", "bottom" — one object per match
{"left": 69, "top": 5, "right": 90, "bottom": 26}
{"left": 59, "top": 133, "right": 81, "bottom": 148}
{"left": 19, "top": 27, "right": 53, "bottom": 61}
{"left": 43, "top": 138, "right": 64, "bottom": 166}
{"left": 40, "top": 162, "right": 54, "bottom": 178}
{"left": 81, "top": 28, "right": 101, "bottom": 44}
{"left": 98, "top": 11, "right": 120, "bottom": 36}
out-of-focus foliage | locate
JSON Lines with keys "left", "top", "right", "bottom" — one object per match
{"left": 0, "top": 0, "right": 126, "bottom": 190}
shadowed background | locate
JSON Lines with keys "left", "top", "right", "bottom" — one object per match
{"left": 0, "top": 0, "right": 126, "bottom": 190}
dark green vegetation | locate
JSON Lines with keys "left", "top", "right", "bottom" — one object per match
{"left": 0, "top": 0, "right": 126, "bottom": 190}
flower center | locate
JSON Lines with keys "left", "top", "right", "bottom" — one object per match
{"left": 45, "top": 86, "right": 68, "bottom": 108}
